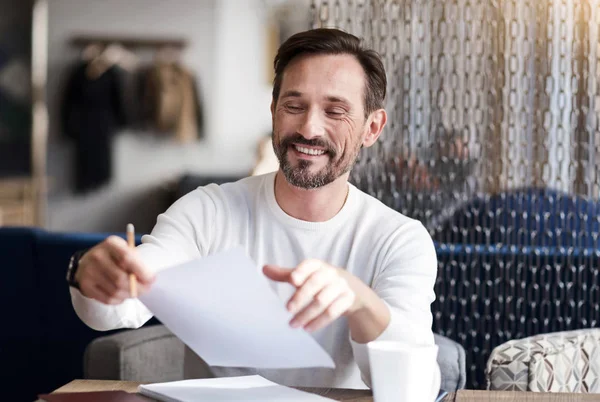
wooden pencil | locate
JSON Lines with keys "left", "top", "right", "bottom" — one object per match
{"left": 127, "top": 223, "right": 138, "bottom": 298}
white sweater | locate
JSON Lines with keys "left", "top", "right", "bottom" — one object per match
{"left": 71, "top": 172, "right": 439, "bottom": 389}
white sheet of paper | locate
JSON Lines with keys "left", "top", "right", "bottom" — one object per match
{"left": 139, "top": 248, "right": 335, "bottom": 369}
{"left": 138, "top": 375, "right": 336, "bottom": 402}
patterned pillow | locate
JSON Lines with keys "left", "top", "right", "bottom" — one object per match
{"left": 485, "top": 328, "right": 600, "bottom": 392}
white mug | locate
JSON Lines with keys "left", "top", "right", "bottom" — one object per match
{"left": 368, "top": 341, "right": 440, "bottom": 402}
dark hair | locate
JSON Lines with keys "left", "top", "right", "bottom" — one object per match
{"left": 272, "top": 28, "right": 387, "bottom": 117}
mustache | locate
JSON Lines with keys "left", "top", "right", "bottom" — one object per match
{"left": 280, "top": 134, "right": 336, "bottom": 156}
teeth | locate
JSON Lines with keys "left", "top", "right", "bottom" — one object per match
{"left": 295, "top": 145, "right": 325, "bottom": 156}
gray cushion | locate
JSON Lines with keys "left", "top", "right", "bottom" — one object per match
{"left": 434, "top": 333, "right": 467, "bottom": 391}
{"left": 85, "top": 325, "right": 466, "bottom": 391}
{"left": 84, "top": 325, "right": 185, "bottom": 383}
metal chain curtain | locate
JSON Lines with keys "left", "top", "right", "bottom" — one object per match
{"left": 310, "top": 0, "right": 600, "bottom": 389}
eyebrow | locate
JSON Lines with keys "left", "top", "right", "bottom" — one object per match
{"left": 325, "top": 95, "right": 351, "bottom": 105}
{"left": 280, "top": 90, "right": 351, "bottom": 105}
{"left": 280, "top": 90, "right": 302, "bottom": 99}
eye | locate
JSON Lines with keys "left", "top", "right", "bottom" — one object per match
{"left": 285, "top": 104, "right": 304, "bottom": 113}
{"left": 326, "top": 108, "right": 346, "bottom": 117}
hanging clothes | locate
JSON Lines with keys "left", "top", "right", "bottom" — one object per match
{"left": 62, "top": 61, "right": 127, "bottom": 193}
{"left": 140, "top": 61, "right": 204, "bottom": 143}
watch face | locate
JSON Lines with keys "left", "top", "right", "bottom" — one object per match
{"left": 66, "top": 256, "right": 75, "bottom": 281}
{"left": 66, "top": 252, "right": 82, "bottom": 288}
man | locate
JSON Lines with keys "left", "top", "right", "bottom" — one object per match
{"left": 68, "top": 28, "right": 440, "bottom": 389}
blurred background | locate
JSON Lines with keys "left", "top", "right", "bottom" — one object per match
{"left": 2, "top": 0, "right": 600, "bottom": 396}
{"left": 3, "top": 0, "right": 599, "bottom": 237}
{"left": 0, "top": 0, "right": 311, "bottom": 233}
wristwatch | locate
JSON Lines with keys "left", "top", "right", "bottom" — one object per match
{"left": 66, "top": 249, "right": 88, "bottom": 290}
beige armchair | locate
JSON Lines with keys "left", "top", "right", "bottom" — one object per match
{"left": 485, "top": 328, "right": 600, "bottom": 393}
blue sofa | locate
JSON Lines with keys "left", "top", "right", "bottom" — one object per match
{"left": 5, "top": 186, "right": 598, "bottom": 396}
{"left": 0, "top": 227, "right": 149, "bottom": 402}
{"left": 1, "top": 226, "right": 466, "bottom": 400}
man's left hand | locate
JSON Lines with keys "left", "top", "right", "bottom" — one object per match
{"left": 263, "top": 260, "right": 363, "bottom": 333}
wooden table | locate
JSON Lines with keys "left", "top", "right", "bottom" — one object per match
{"left": 54, "top": 380, "right": 600, "bottom": 401}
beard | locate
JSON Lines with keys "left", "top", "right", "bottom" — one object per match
{"left": 272, "top": 132, "right": 362, "bottom": 189}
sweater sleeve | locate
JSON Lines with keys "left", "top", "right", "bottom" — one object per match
{"left": 350, "top": 220, "right": 440, "bottom": 388}
{"left": 71, "top": 187, "right": 217, "bottom": 331}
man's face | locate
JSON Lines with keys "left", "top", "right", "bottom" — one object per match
{"left": 272, "top": 54, "right": 371, "bottom": 189}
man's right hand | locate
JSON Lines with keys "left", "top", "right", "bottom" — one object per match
{"left": 75, "top": 236, "right": 155, "bottom": 305}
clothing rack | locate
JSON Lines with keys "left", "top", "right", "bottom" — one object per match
{"left": 70, "top": 34, "right": 187, "bottom": 49}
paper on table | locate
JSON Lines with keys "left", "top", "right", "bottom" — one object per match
{"left": 139, "top": 248, "right": 335, "bottom": 369}
{"left": 138, "top": 375, "right": 336, "bottom": 402}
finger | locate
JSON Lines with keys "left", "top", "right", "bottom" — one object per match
{"left": 81, "top": 285, "right": 106, "bottom": 303}
{"left": 304, "top": 294, "right": 355, "bottom": 333}
{"left": 99, "top": 266, "right": 154, "bottom": 298}
{"left": 85, "top": 267, "right": 130, "bottom": 301}
{"left": 78, "top": 279, "right": 103, "bottom": 301}
{"left": 289, "top": 259, "right": 322, "bottom": 287}
{"left": 94, "top": 266, "right": 153, "bottom": 299}
{"left": 135, "top": 281, "right": 153, "bottom": 296}
{"left": 91, "top": 249, "right": 151, "bottom": 297}
{"left": 83, "top": 249, "right": 126, "bottom": 293}
{"left": 79, "top": 280, "right": 126, "bottom": 305}
{"left": 104, "top": 236, "right": 155, "bottom": 284}
{"left": 262, "top": 264, "right": 292, "bottom": 282}
{"left": 95, "top": 281, "right": 129, "bottom": 304}
{"left": 289, "top": 282, "right": 343, "bottom": 328}
{"left": 126, "top": 257, "right": 155, "bottom": 285}
{"left": 287, "top": 269, "right": 337, "bottom": 314}
{"left": 77, "top": 251, "right": 113, "bottom": 300}
{"left": 103, "top": 264, "right": 131, "bottom": 293}
{"left": 95, "top": 285, "right": 128, "bottom": 305}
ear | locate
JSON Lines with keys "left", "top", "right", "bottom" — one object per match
{"left": 270, "top": 99, "right": 276, "bottom": 121}
{"left": 362, "top": 109, "right": 387, "bottom": 148}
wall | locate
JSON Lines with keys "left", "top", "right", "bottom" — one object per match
{"left": 45, "top": 0, "right": 274, "bottom": 233}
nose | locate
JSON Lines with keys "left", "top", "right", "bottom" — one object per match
{"left": 297, "top": 109, "right": 325, "bottom": 139}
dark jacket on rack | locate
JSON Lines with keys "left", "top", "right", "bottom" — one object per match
{"left": 62, "top": 61, "right": 127, "bottom": 193}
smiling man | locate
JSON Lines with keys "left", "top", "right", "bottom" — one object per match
{"left": 67, "top": 28, "right": 440, "bottom": 390}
